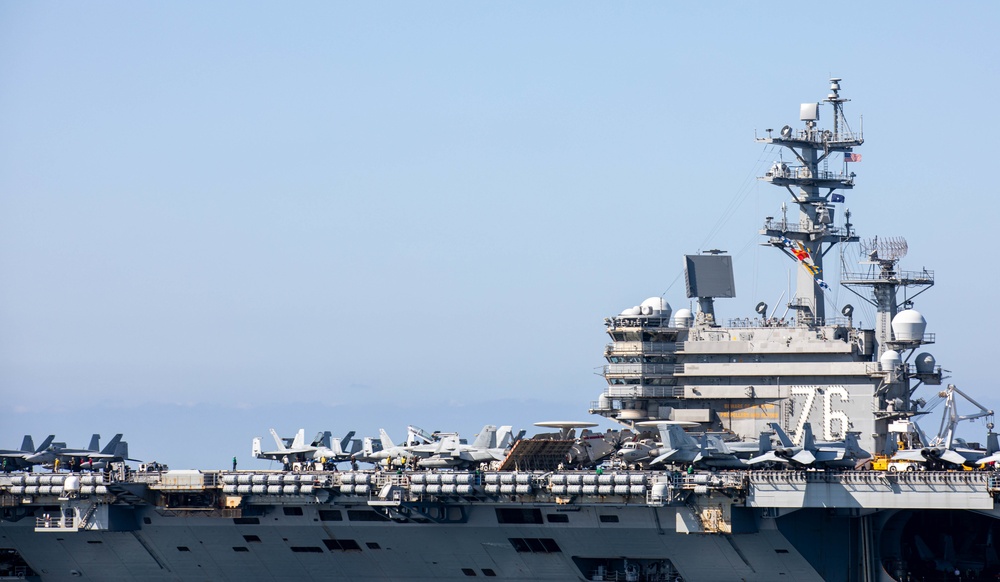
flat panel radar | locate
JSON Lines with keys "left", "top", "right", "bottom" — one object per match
{"left": 800, "top": 102, "right": 819, "bottom": 121}
{"left": 684, "top": 254, "right": 735, "bottom": 299}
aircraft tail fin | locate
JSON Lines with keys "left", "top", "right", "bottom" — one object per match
{"left": 100, "top": 434, "right": 123, "bottom": 456}
{"left": 20, "top": 435, "right": 34, "bottom": 453}
{"left": 35, "top": 435, "right": 55, "bottom": 453}
{"left": 360, "top": 436, "right": 381, "bottom": 458}
{"left": 472, "top": 425, "right": 496, "bottom": 449}
{"left": 802, "top": 423, "right": 815, "bottom": 451}
{"left": 269, "top": 429, "right": 288, "bottom": 452}
{"left": 845, "top": 432, "right": 870, "bottom": 459}
{"left": 339, "top": 431, "right": 356, "bottom": 454}
{"left": 496, "top": 426, "right": 514, "bottom": 448}
{"left": 988, "top": 432, "right": 999, "bottom": 455}
{"left": 114, "top": 441, "right": 131, "bottom": 461}
{"left": 758, "top": 431, "right": 772, "bottom": 454}
{"left": 311, "top": 431, "right": 332, "bottom": 448}
{"left": 769, "top": 423, "right": 794, "bottom": 448}
{"left": 290, "top": 429, "right": 306, "bottom": 450}
{"left": 659, "top": 424, "right": 696, "bottom": 450}
{"left": 379, "top": 429, "right": 395, "bottom": 450}
{"left": 87, "top": 434, "right": 101, "bottom": 452}
{"left": 252, "top": 437, "right": 263, "bottom": 458}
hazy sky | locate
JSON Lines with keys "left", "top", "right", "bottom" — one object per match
{"left": 2, "top": 3, "right": 997, "bottom": 469}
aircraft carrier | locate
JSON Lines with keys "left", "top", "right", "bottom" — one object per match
{"left": 2, "top": 79, "right": 997, "bottom": 582}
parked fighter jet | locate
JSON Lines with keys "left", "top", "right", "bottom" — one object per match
{"left": 896, "top": 385, "right": 995, "bottom": 469}
{"left": 416, "top": 425, "right": 521, "bottom": 469}
{"left": 25, "top": 434, "right": 133, "bottom": 470}
{"left": 643, "top": 424, "right": 766, "bottom": 469}
{"left": 351, "top": 429, "right": 425, "bottom": 467}
{"left": 748, "top": 423, "right": 870, "bottom": 468}
{"left": 252, "top": 429, "right": 359, "bottom": 468}
{"left": 0, "top": 435, "right": 55, "bottom": 471}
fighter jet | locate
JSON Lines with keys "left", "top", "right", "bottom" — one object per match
{"left": 644, "top": 424, "right": 765, "bottom": 469}
{"left": 416, "top": 425, "right": 521, "bottom": 469}
{"left": 747, "top": 423, "right": 870, "bottom": 468}
{"left": 25, "top": 434, "right": 133, "bottom": 470}
{"left": 350, "top": 429, "right": 424, "bottom": 468}
{"left": 0, "top": 435, "right": 55, "bottom": 471}
{"left": 252, "top": 429, "right": 359, "bottom": 468}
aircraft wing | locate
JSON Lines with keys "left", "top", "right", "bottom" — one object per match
{"left": 791, "top": 449, "right": 816, "bottom": 465}
{"left": 649, "top": 449, "right": 685, "bottom": 466}
{"left": 746, "top": 451, "right": 787, "bottom": 465}
{"left": 892, "top": 450, "right": 926, "bottom": 462}
{"left": 937, "top": 449, "right": 969, "bottom": 466}
{"left": 976, "top": 452, "right": 1000, "bottom": 466}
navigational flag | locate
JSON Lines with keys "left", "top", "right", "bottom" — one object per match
{"left": 831, "top": 193, "right": 845, "bottom": 203}
{"left": 844, "top": 153, "right": 862, "bottom": 162}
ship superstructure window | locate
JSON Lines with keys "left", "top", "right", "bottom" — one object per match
{"left": 282, "top": 507, "right": 304, "bottom": 516}
{"left": 318, "top": 510, "right": 343, "bottom": 521}
{"left": 323, "top": 538, "right": 362, "bottom": 551}
{"left": 545, "top": 514, "right": 569, "bottom": 523}
{"left": 599, "top": 515, "right": 619, "bottom": 523}
{"left": 495, "top": 508, "right": 543, "bottom": 524}
{"left": 243, "top": 535, "right": 261, "bottom": 543}
{"left": 177, "top": 547, "right": 190, "bottom": 552}
{"left": 232, "top": 547, "right": 248, "bottom": 552}
{"left": 508, "top": 538, "right": 561, "bottom": 553}
{"left": 482, "top": 569, "right": 497, "bottom": 577}
{"left": 291, "top": 546, "right": 323, "bottom": 553}
{"left": 366, "top": 542, "right": 381, "bottom": 549}
{"left": 462, "top": 568, "right": 477, "bottom": 576}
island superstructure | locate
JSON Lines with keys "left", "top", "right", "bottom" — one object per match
{"left": 591, "top": 78, "right": 941, "bottom": 459}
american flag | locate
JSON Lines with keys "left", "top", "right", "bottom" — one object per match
{"left": 844, "top": 153, "right": 862, "bottom": 162}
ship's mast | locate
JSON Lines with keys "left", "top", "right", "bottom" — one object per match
{"left": 757, "top": 78, "right": 862, "bottom": 325}
{"left": 841, "top": 237, "right": 934, "bottom": 357}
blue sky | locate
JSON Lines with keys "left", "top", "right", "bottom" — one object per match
{"left": 2, "top": 3, "right": 997, "bottom": 469}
